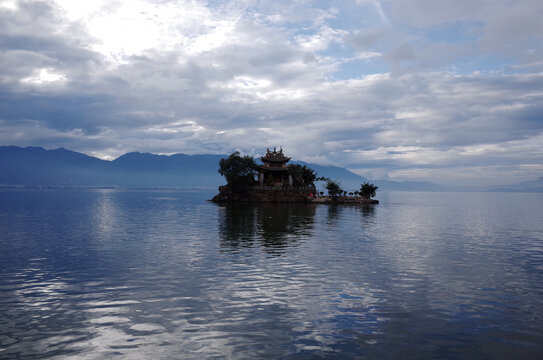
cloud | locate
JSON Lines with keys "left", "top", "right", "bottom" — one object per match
{"left": 0, "top": 0, "right": 542, "bottom": 186}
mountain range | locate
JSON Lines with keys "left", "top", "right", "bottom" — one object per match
{"left": 0, "top": 146, "right": 223, "bottom": 188}
{"left": 1, "top": 146, "right": 536, "bottom": 192}
{"left": 488, "top": 177, "right": 543, "bottom": 193}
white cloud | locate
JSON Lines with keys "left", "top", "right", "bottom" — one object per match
{"left": 0, "top": 0, "right": 18, "bottom": 10}
{"left": 0, "top": 0, "right": 542, "bottom": 186}
{"left": 20, "top": 67, "right": 67, "bottom": 85}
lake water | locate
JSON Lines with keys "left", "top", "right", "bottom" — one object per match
{"left": 1, "top": 189, "right": 542, "bottom": 359}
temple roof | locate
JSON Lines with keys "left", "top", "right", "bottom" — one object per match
{"left": 258, "top": 164, "right": 289, "bottom": 172}
{"left": 261, "top": 147, "right": 291, "bottom": 163}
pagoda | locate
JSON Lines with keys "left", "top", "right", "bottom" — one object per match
{"left": 258, "top": 147, "right": 292, "bottom": 186}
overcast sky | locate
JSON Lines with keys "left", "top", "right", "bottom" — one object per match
{"left": 1, "top": 0, "right": 542, "bottom": 186}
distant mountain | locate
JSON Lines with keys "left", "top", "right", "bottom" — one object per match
{"left": 0, "top": 146, "right": 443, "bottom": 191}
{"left": 109, "top": 151, "right": 224, "bottom": 187}
{"left": 488, "top": 177, "right": 543, "bottom": 193}
{"left": 295, "top": 161, "right": 443, "bottom": 191}
{"left": 294, "top": 161, "right": 370, "bottom": 190}
{"left": 0, "top": 146, "right": 223, "bottom": 188}
{"left": 370, "top": 179, "right": 444, "bottom": 192}
{"left": 0, "top": 146, "right": 109, "bottom": 187}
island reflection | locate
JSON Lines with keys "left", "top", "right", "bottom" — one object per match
{"left": 218, "top": 203, "right": 316, "bottom": 255}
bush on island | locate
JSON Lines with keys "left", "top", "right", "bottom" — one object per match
{"left": 325, "top": 179, "right": 343, "bottom": 198}
{"left": 359, "top": 182, "right": 378, "bottom": 199}
{"left": 288, "top": 164, "right": 317, "bottom": 186}
{"left": 218, "top": 151, "right": 258, "bottom": 192}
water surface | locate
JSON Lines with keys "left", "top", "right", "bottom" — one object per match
{"left": 1, "top": 189, "right": 542, "bottom": 359}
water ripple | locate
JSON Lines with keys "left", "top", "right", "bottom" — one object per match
{"left": 1, "top": 190, "right": 542, "bottom": 359}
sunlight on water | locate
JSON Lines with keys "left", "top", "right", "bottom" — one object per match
{"left": 1, "top": 189, "right": 542, "bottom": 359}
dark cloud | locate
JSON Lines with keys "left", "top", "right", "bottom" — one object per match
{"left": 347, "top": 28, "right": 388, "bottom": 51}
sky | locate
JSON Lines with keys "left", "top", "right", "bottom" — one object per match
{"left": 1, "top": 0, "right": 542, "bottom": 186}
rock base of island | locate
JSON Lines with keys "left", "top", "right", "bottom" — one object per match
{"left": 210, "top": 186, "right": 379, "bottom": 204}
{"left": 310, "top": 196, "right": 379, "bottom": 204}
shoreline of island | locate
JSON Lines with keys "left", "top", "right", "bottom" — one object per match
{"left": 210, "top": 185, "right": 379, "bottom": 204}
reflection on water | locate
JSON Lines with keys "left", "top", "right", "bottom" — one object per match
{"left": 1, "top": 189, "right": 542, "bottom": 359}
{"left": 219, "top": 203, "right": 316, "bottom": 255}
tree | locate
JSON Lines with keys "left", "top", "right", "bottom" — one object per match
{"left": 218, "top": 151, "right": 258, "bottom": 191}
{"left": 288, "top": 164, "right": 317, "bottom": 186}
{"left": 359, "top": 182, "right": 378, "bottom": 198}
{"left": 325, "top": 179, "right": 342, "bottom": 198}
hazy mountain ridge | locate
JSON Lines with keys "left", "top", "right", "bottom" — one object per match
{"left": 0, "top": 146, "right": 223, "bottom": 188}
{"left": 489, "top": 177, "right": 543, "bottom": 193}
{"left": 1, "top": 146, "right": 449, "bottom": 191}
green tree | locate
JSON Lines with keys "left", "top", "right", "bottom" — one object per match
{"left": 288, "top": 164, "right": 317, "bottom": 186}
{"left": 325, "top": 179, "right": 343, "bottom": 198}
{"left": 359, "top": 182, "right": 378, "bottom": 198}
{"left": 218, "top": 151, "right": 258, "bottom": 191}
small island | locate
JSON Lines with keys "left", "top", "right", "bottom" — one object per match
{"left": 211, "top": 148, "right": 378, "bottom": 204}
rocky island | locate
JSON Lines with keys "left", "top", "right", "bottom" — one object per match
{"left": 211, "top": 148, "right": 378, "bottom": 204}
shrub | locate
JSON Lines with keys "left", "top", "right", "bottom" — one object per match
{"left": 326, "top": 180, "right": 343, "bottom": 198}
{"left": 359, "top": 182, "right": 378, "bottom": 198}
{"left": 288, "top": 164, "right": 317, "bottom": 186}
{"left": 218, "top": 151, "right": 258, "bottom": 191}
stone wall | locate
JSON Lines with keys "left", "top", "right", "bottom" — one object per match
{"left": 211, "top": 186, "right": 313, "bottom": 202}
